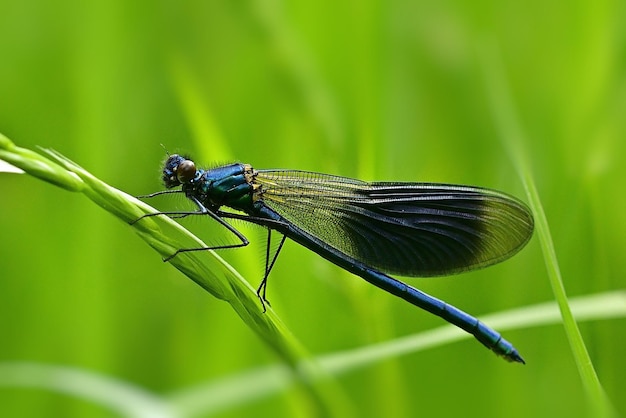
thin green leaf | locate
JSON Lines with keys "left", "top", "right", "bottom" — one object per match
{"left": 0, "top": 136, "right": 352, "bottom": 418}
{"left": 171, "top": 290, "right": 626, "bottom": 416}
{"left": 2, "top": 291, "right": 623, "bottom": 418}
{"left": 0, "top": 134, "right": 83, "bottom": 191}
{"left": 480, "top": 42, "right": 617, "bottom": 418}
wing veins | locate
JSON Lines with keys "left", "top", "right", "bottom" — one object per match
{"left": 256, "top": 171, "right": 533, "bottom": 277}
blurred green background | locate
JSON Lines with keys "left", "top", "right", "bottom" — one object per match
{"left": 1, "top": 1, "right": 625, "bottom": 417}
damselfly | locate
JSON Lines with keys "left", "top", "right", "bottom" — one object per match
{"left": 136, "top": 154, "right": 534, "bottom": 363}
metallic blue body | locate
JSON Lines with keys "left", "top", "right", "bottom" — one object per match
{"left": 149, "top": 155, "right": 530, "bottom": 363}
{"left": 253, "top": 203, "right": 523, "bottom": 363}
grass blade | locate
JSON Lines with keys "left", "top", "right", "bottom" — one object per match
{"left": 168, "top": 290, "right": 626, "bottom": 416}
{"left": 3, "top": 291, "right": 622, "bottom": 417}
{"left": 480, "top": 42, "right": 617, "bottom": 418}
{"left": 0, "top": 133, "right": 352, "bottom": 418}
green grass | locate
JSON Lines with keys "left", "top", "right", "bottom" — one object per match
{"left": 1, "top": 2, "right": 625, "bottom": 417}
{"left": 0, "top": 136, "right": 353, "bottom": 418}
{"left": 481, "top": 44, "right": 617, "bottom": 417}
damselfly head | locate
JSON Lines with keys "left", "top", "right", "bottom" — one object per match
{"left": 162, "top": 154, "right": 196, "bottom": 188}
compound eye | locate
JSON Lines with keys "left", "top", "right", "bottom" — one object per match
{"left": 176, "top": 159, "right": 196, "bottom": 183}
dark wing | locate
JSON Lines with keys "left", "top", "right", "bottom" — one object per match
{"left": 255, "top": 170, "right": 533, "bottom": 277}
